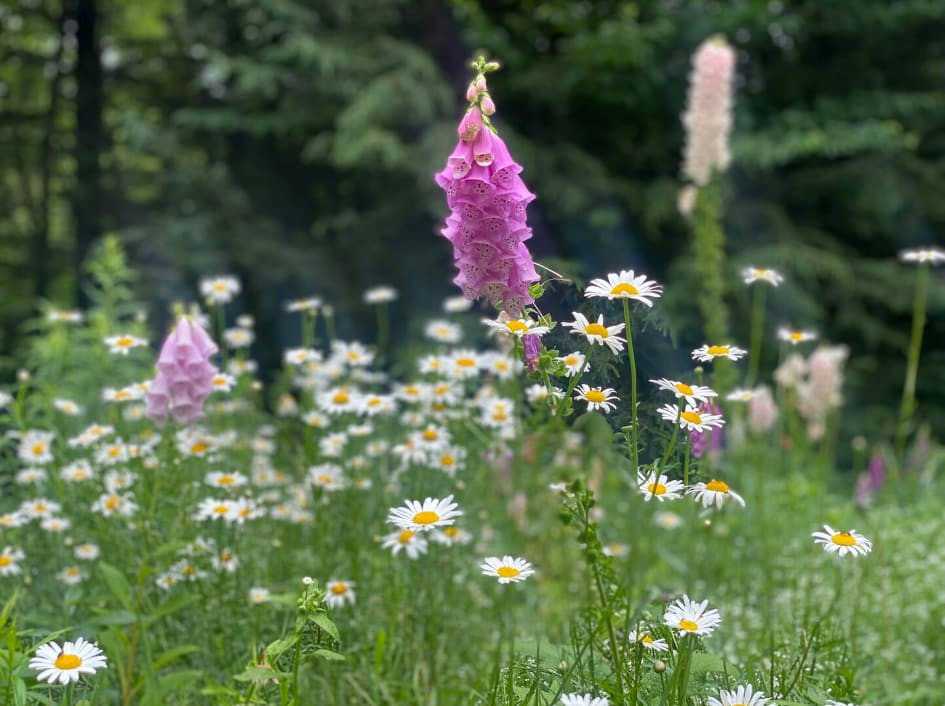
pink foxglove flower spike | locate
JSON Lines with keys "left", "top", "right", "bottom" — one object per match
{"left": 435, "top": 56, "right": 539, "bottom": 316}
{"left": 146, "top": 316, "right": 219, "bottom": 424}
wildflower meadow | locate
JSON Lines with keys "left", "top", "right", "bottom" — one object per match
{"left": 3, "top": 4, "right": 945, "bottom": 706}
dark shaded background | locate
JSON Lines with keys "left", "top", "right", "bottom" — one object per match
{"left": 2, "top": 0, "right": 945, "bottom": 438}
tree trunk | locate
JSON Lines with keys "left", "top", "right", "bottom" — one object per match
{"left": 71, "top": 0, "right": 104, "bottom": 306}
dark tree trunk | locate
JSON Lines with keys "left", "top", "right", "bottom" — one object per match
{"left": 31, "top": 9, "right": 67, "bottom": 302}
{"left": 71, "top": 0, "right": 104, "bottom": 306}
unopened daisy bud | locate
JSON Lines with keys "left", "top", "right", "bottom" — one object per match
{"left": 480, "top": 93, "right": 496, "bottom": 116}
{"left": 653, "top": 659, "right": 666, "bottom": 673}
{"left": 302, "top": 576, "right": 313, "bottom": 585}
{"left": 17, "top": 369, "right": 30, "bottom": 382}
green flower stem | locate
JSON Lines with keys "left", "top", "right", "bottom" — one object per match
{"left": 557, "top": 356, "right": 590, "bottom": 417}
{"left": 896, "top": 262, "right": 930, "bottom": 455}
{"left": 747, "top": 284, "right": 767, "bottom": 387}
{"left": 683, "top": 439, "right": 692, "bottom": 487}
{"left": 660, "top": 410, "right": 681, "bottom": 468}
{"left": 622, "top": 299, "right": 640, "bottom": 471}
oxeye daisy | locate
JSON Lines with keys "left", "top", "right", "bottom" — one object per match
{"left": 687, "top": 479, "right": 745, "bottom": 509}
{"left": 557, "top": 351, "right": 588, "bottom": 376}
{"left": 650, "top": 378, "right": 717, "bottom": 407}
{"left": 425, "top": 319, "right": 462, "bottom": 344}
{"left": 201, "top": 275, "right": 240, "bottom": 304}
{"left": 432, "top": 525, "right": 473, "bottom": 546}
{"left": 325, "top": 580, "right": 356, "bottom": 608}
{"left": 449, "top": 350, "right": 482, "bottom": 379}
{"left": 584, "top": 270, "right": 663, "bottom": 306}
{"left": 29, "top": 637, "right": 108, "bottom": 684}
{"left": 726, "top": 388, "right": 757, "bottom": 402}
{"left": 363, "top": 286, "right": 398, "bottom": 304}
{"left": 206, "top": 471, "right": 248, "bottom": 489}
{"left": 210, "top": 373, "right": 236, "bottom": 393}
{"left": 0, "top": 546, "right": 25, "bottom": 576}
{"left": 778, "top": 327, "right": 817, "bottom": 345}
{"left": 104, "top": 334, "right": 147, "bottom": 355}
{"left": 560, "top": 695, "right": 609, "bottom": 706}
{"left": 482, "top": 316, "right": 549, "bottom": 338}
{"left": 663, "top": 594, "right": 721, "bottom": 637}
{"left": 574, "top": 385, "right": 619, "bottom": 413}
{"left": 637, "top": 471, "right": 685, "bottom": 502}
{"left": 708, "top": 684, "right": 769, "bottom": 706}
{"left": 812, "top": 525, "right": 872, "bottom": 558}
{"left": 627, "top": 629, "right": 669, "bottom": 652}
{"left": 53, "top": 399, "right": 82, "bottom": 416}
{"left": 691, "top": 344, "right": 746, "bottom": 363}
{"left": 286, "top": 297, "right": 321, "bottom": 313}
{"left": 741, "top": 267, "right": 783, "bottom": 286}
{"left": 74, "top": 543, "right": 100, "bottom": 560}
{"left": 381, "top": 529, "right": 428, "bottom": 559}
{"left": 319, "top": 386, "right": 360, "bottom": 415}
{"left": 900, "top": 247, "right": 945, "bottom": 265}
{"left": 563, "top": 313, "right": 626, "bottom": 354}
{"left": 58, "top": 566, "right": 84, "bottom": 585}
{"left": 387, "top": 495, "right": 462, "bottom": 532}
{"left": 248, "top": 587, "right": 271, "bottom": 604}
{"left": 308, "top": 464, "right": 347, "bottom": 492}
{"left": 657, "top": 404, "right": 725, "bottom": 432}
{"left": 480, "top": 556, "right": 535, "bottom": 584}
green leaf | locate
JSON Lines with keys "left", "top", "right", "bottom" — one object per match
{"left": 98, "top": 562, "right": 134, "bottom": 610}
{"left": 311, "top": 648, "right": 345, "bottom": 662}
{"left": 151, "top": 644, "right": 199, "bottom": 672}
{"left": 310, "top": 612, "right": 340, "bottom": 642}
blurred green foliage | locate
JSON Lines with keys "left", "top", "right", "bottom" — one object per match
{"left": 1, "top": 0, "right": 945, "bottom": 438}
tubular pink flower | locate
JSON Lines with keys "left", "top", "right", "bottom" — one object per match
{"left": 435, "top": 79, "right": 539, "bottom": 315}
{"left": 682, "top": 37, "right": 735, "bottom": 186}
{"left": 146, "top": 317, "right": 219, "bottom": 424}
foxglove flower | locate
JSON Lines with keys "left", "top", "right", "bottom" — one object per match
{"left": 682, "top": 37, "right": 735, "bottom": 186}
{"left": 146, "top": 317, "right": 219, "bottom": 424}
{"left": 435, "top": 69, "right": 539, "bottom": 315}
{"left": 522, "top": 334, "right": 541, "bottom": 371}
{"left": 689, "top": 402, "right": 724, "bottom": 458}
{"left": 855, "top": 452, "right": 886, "bottom": 508}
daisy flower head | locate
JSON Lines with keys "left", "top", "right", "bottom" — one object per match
{"left": 443, "top": 295, "right": 473, "bottom": 312}
{"left": 0, "top": 546, "right": 25, "bottom": 576}
{"left": 778, "top": 327, "right": 817, "bottom": 346}
{"left": 657, "top": 404, "right": 725, "bottom": 433}
{"left": 650, "top": 378, "right": 717, "bottom": 407}
{"left": 637, "top": 471, "right": 685, "bottom": 502}
{"left": 211, "top": 373, "right": 236, "bottom": 393}
{"left": 286, "top": 297, "right": 321, "bottom": 313}
{"left": 249, "top": 587, "right": 271, "bottom": 604}
{"left": 19, "top": 430, "right": 54, "bottom": 465}
{"left": 726, "top": 388, "right": 757, "bottom": 402}
{"left": 104, "top": 334, "right": 147, "bottom": 355}
{"left": 319, "top": 386, "right": 361, "bottom": 415}
{"left": 900, "top": 247, "right": 945, "bottom": 265}
{"left": 563, "top": 313, "right": 625, "bottom": 354}
{"left": 812, "top": 525, "right": 872, "bottom": 558}
{"left": 708, "top": 684, "right": 769, "bottom": 706}
{"left": 74, "top": 543, "right": 100, "bottom": 560}
{"left": 58, "top": 566, "right": 85, "bottom": 585}
{"left": 483, "top": 315, "right": 549, "bottom": 339}
{"left": 382, "top": 529, "right": 429, "bottom": 559}
{"left": 206, "top": 471, "right": 248, "bottom": 490}
{"left": 53, "top": 399, "right": 82, "bottom": 416}
{"left": 425, "top": 319, "right": 462, "bottom": 344}
{"left": 557, "top": 351, "right": 588, "bottom": 377}
{"left": 480, "top": 556, "right": 535, "bottom": 584}
{"left": 663, "top": 594, "right": 721, "bottom": 637}
{"left": 574, "top": 385, "right": 619, "bottom": 413}
{"left": 560, "top": 694, "right": 609, "bottom": 706}
{"left": 448, "top": 350, "right": 482, "bottom": 379}
{"left": 363, "top": 286, "right": 398, "bottom": 304}
{"left": 584, "top": 270, "right": 663, "bottom": 306}
{"left": 741, "top": 267, "right": 784, "bottom": 286}
{"left": 432, "top": 525, "right": 472, "bottom": 546}
{"left": 200, "top": 275, "right": 240, "bottom": 304}
{"left": 691, "top": 344, "right": 746, "bottom": 363}
{"left": 687, "top": 479, "right": 745, "bottom": 509}
{"left": 627, "top": 629, "right": 669, "bottom": 652}
{"left": 224, "top": 327, "right": 254, "bottom": 349}
{"left": 29, "top": 637, "right": 107, "bottom": 684}
{"left": 325, "top": 580, "right": 356, "bottom": 608}
{"left": 387, "top": 495, "right": 462, "bottom": 532}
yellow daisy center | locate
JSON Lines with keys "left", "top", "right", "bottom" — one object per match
{"left": 789, "top": 331, "right": 804, "bottom": 341}
{"left": 641, "top": 633, "right": 654, "bottom": 644}
{"left": 104, "top": 495, "right": 120, "bottom": 511}
{"left": 440, "top": 454, "right": 455, "bottom": 466}
{"left": 367, "top": 397, "right": 381, "bottom": 407}
{"left": 330, "top": 582, "right": 348, "bottom": 595}
{"left": 506, "top": 320, "right": 528, "bottom": 333}
{"left": 191, "top": 441, "right": 208, "bottom": 454}
{"left": 584, "top": 323, "right": 608, "bottom": 337}
{"left": 678, "top": 619, "right": 699, "bottom": 633}
{"left": 0, "top": 556, "right": 11, "bottom": 567}
{"left": 584, "top": 390, "right": 606, "bottom": 403}
{"left": 31, "top": 442, "right": 46, "bottom": 456}
{"left": 705, "top": 479, "right": 730, "bottom": 493}
{"left": 55, "top": 653, "right": 82, "bottom": 670}
{"left": 564, "top": 355, "right": 578, "bottom": 366}
{"left": 497, "top": 566, "right": 520, "bottom": 578}
{"left": 492, "top": 410, "right": 509, "bottom": 423}
{"left": 681, "top": 411, "right": 702, "bottom": 425}
{"left": 675, "top": 383, "right": 694, "bottom": 395}
{"left": 456, "top": 357, "right": 476, "bottom": 368}
{"left": 116, "top": 336, "right": 135, "bottom": 347}
{"left": 332, "top": 391, "right": 350, "bottom": 405}
{"left": 832, "top": 532, "right": 857, "bottom": 546}
{"left": 444, "top": 527, "right": 459, "bottom": 537}
{"left": 648, "top": 482, "right": 667, "bottom": 495}
{"left": 422, "top": 429, "right": 439, "bottom": 441}
{"left": 610, "top": 282, "right": 640, "bottom": 296}
{"left": 707, "top": 345, "right": 730, "bottom": 356}
{"left": 317, "top": 475, "right": 333, "bottom": 485}
{"left": 213, "top": 504, "right": 230, "bottom": 515}
{"left": 217, "top": 475, "right": 235, "bottom": 486}
{"left": 398, "top": 530, "right": 415, "bottom": 544}
{"left": 412, "top": 511, "right": 440, "bottom": 525}
{"left": 434, "top": 384, "right": 449, "bottom": 395}
{"left": 212, "top": 281, "right": 227, "bottom": 292}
